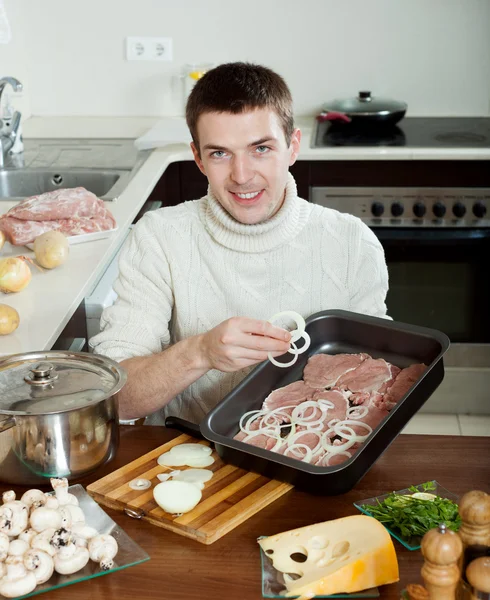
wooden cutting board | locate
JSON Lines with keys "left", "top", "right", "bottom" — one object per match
{"left": 87, "top": 433, "right": 293, "bottom": 545}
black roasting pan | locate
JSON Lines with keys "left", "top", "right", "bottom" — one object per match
{"left": 165, "top": 310, "right": 450, "bottom": 495}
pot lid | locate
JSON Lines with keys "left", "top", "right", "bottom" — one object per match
{"left": 0, "top": 351, "right": 127, "bottom": 415}
{"left": 323, "top": 91, "right": 407, "bottom": 116}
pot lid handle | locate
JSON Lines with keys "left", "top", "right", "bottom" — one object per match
{"left": 358, "top": 91, "right": 372, "bottom": 102}
{"left": 24, "top": 362, "right": 59, "bottom": 386}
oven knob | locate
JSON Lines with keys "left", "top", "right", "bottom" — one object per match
{"left": 473, "top": 202, "right": 487, "bottom": 219}
{"left": 452, "top": 202, "right": 466, "bottom": 218}
{"left": 433, "top": 202, "right": 446, "bottom": 218}
{"left": 371, "top": 202, "right": 384, "bottom": 217}
{"left": 391, "top": 202, "right": 404, "bottom": 217}
{"left": 413, "top": 202, "right": 426, "bottom": 218}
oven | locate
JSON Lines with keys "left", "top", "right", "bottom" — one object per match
{"left": 311, "top": 185, "right": 490, "bottom": 344}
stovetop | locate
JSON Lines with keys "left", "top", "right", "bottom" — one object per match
{"left": 311, "top": 117, "right": 490, "bottom": 148}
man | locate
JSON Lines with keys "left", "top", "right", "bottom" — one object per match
{"left": 90, "top": 62, "right": 389, "bottom": 424}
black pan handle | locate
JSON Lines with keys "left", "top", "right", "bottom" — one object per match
{"left": 164, "top": 416, "right": 205, "bottom": 440}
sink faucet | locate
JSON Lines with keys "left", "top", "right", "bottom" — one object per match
{"left": 0, "top": 77, "right": 23, "bottom": 168}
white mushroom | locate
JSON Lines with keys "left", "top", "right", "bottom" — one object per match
{"left": 30, "top": 504, "right": 63, "bottom": 533}
{"left": 0, "top": 561, "right": 5, "bottom": 578}
{"left": 50, "top": 478, "right": 79, "bottom": 506}
{"left": 6, "top": 539, "right": 29, "bottom": 557}
{"left": 31, "top": 528, "right": 57, "bottom": 557}
{"left": 18, "top": 528, "right": 37, "bottom": 545}
{"left": 24, "top": 548, "right": 54, "bottom": 584}
{"left": 0, "top": 531, "right": 9, "bottom": 561}
{"left": 64, "top": 504, "right": 85, "bottom": 525}
{"left": 0, "top": 491, "right": 29, "bottom": 537}
{"left": 20, "top": 489, "right": 47, "bottom": 512}
{"left": 88, "top": 534, "right": 118, "bottom": 571}
{"left": 53, "top": 541, "right": 89, "bottom": 575}
{"left": 0, "top": 555, "right": 37, "bottom": 598}
{"left": 71, "top": 524, "right": 98, "bottom": 541}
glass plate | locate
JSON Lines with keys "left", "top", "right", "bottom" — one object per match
{"left": 353, "top": 480, "right": 460, "bottom": 551}
{"left": 259, "top": 541, "right": 379, "bottom": 599}
{"left": 3, "top": 484, "right": 150, "bottom": 600}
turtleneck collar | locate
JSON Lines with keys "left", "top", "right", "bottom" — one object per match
{"left": 199, "top": 172, "right": 312, "bottom": 253}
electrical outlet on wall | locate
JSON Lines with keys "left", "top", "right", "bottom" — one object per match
{"left": 126, "top": 37, "right": 173, "bottom": 62}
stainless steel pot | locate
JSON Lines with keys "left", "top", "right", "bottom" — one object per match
{"left": 318, "top": 90, "right": 408, "bottom": 127}
{"left": 0, "top": 351, "right": 127, "bottom": 485}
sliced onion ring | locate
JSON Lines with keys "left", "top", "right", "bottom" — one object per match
{"left": 287, "top": 331, "right": 311, "bottom": 355}
{"left": 267, "top": 310, "right": 305, "bottom": 343}
{"left": 267, "top": 343, "right": 299, "bottom": 368}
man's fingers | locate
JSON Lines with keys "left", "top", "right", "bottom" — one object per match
{"left": 234, "top": 332, "right": 290, "bottom": 354}
{"left": 237, "top": 317, "right": 292, "bottom": 342}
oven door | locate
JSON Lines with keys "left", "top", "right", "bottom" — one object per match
{"left": 375, "top": 227, "right": 490, "bottom": 415}
{"left": 374, "top": 228, "right": 490, "bottom": 344}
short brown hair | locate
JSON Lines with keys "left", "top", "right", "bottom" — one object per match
{"left": 186, "top": 62, "right": 294, "bottom": 152}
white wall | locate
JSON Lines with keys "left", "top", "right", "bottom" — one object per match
{"left": 0, "top": 0, "right": 31, "bottom": 118}
{"left": 1, "top": 0, "right": 490, "bottom": 119}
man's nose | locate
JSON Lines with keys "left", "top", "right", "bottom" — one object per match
{"left": 230, "top": 155, "right": 254, "bottom": 185}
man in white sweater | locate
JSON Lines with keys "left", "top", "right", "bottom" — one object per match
{"left": 90, "top": 62, "right": 389, "bottom": 425}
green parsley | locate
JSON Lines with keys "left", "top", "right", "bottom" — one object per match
{"left": 360, "top": 482, "right": 461, "bottom": 539}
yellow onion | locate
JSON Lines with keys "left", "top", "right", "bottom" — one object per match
{"left": 0, "top": 256, "right": 32, "bottom": 293}
{"left": 0, "top": 303, "right": 20, "bottom": 335}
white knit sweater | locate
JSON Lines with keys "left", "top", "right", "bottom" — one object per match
{"left": 90, "top": 173, "right": 389, "bottom": 424}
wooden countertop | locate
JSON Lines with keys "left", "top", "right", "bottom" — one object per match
{"left": 10, "top": 427, "right": 490, "bottom": 600}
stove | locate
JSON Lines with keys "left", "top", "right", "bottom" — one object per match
{"left": 311, "top": 117, "right": 490, "bottom": 148}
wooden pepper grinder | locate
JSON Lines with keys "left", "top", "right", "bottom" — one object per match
{"left": 466, "top": 557, "right": 490, "bottom": 600}
{"left": 421, "top": 523, "right": 464, "bottom": 600}
{"left": 458, "top": 490, "right": 490, "bottom": 573}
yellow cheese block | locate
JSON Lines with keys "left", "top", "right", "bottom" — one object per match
{"left": 258, "top": 514, "right": 399, "bottom": 598}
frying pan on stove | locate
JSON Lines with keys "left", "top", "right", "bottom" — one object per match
{"left": 165, "top": 310, "right": 449, "bottom": 495}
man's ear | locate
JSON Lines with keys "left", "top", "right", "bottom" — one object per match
{"left": 288, "top": 128, "right": 302, "bottom": 167}
{"left": 191, "top": 141, "right": 207, "bottom": 176}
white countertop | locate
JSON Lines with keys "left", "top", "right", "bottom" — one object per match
{"left": 1, "top": 115, "right": 489, "bottom": 357}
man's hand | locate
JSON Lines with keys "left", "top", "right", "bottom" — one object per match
{"left": 197, "top": 317, "right": 292, "bottom": 372}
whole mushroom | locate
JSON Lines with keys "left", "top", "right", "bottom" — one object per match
{"left": 6, "top": 538, "right": 29, "bottom": 557}
{"left": 30, "top": 500, "right": 63, "bottom": 533}
{"left": 20, "top": 489, "right": 47, "bottom": 512}
{"left": 0, "top": 555, "right": 37, "bottom": 598}
{"left": 88, "top": 534, "right": 118, "bottom": 571}
{"left": 24, "top": 548, "right": 54, "bottom": 584}
{"left": 0, "top": 491, "right": 29, "bottom": 537}
{"left": 53, "top": 541, "right": 89, "bottom": 575}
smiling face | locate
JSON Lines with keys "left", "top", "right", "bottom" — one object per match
{"left": 191, "top": 108, "right": 301, "bottom": 225}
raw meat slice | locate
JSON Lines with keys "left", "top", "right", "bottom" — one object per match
{"left": 303, "top": 353, "right": 370, "bottom": 389}
{"left": 337, "top": 358, "right": 395, "bottom": 394}
{"left": 311, "top": 389, "right": 349, "bottom": 426}
{"left": 263, "top": 381, "right": 316, "bottom": 412}
{"left": 382, "top": 363, "right": 427, "bottom": 410}
{"left": 5, "top": 187, "right": 106, "bottom": 221}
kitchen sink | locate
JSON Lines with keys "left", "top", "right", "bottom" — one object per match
{"left": 0, "top": 138, "right": 151, "bottom": 202}
{"left": 0, "top": 168, "right": 131, "bottom": 201}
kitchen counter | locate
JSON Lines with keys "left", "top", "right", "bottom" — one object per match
{"left": 7, "top": 427, "right": 489, "bottom": 600}
{"left": 1, "top": 115, "right": 489, "bottom": 356}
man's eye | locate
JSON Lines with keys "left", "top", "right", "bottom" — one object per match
{"left": 211, "top": 150, "right": 226, "bottom": 158}
{"left": 256, "top": 146, "right": 270, "bottom": 154}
